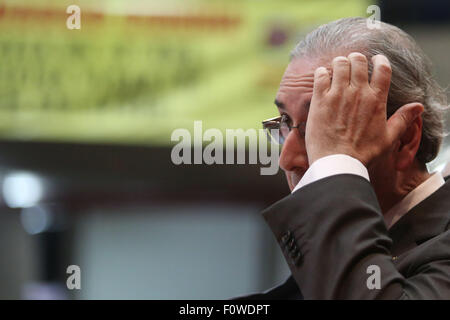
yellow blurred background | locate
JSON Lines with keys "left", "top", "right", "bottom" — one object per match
{"left": 0, "top": 0, "right": 369, "bottom": 144}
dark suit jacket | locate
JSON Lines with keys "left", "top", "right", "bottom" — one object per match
{"left": 236, "top": 174, "right": 450, "bottom": 299}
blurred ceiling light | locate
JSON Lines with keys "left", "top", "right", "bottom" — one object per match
{"left": 20, "top": 206, "right": 52, "bottom": 235}
{"left": 2, "top": 172, "right": 43, "bottom": 208}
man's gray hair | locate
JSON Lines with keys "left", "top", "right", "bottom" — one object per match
{"left": 291, "top": 17, "right": 448, "bottom": 164}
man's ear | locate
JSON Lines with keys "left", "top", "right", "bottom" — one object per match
{"left": 394, "top": 103, "right": 424, "bottom": 171}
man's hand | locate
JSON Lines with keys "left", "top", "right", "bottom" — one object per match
{"left": 305, "top": 52, "right": 424, "bottom": 167}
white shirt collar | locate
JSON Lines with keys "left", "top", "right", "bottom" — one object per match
{"left": 384, "top": 172, "right": 445, "bottom": 229}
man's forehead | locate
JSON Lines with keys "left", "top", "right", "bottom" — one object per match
{"left": 283, "top": 58, "right": 317, "bottom": 82}
{"left": 276, "top": 59, "right": 317, "bottom": 108}
{"left": 279, "top": 71, "right": 315, "bottom": 88}
{"left": 276, "top": 57, "right": 332, "bottom": 105}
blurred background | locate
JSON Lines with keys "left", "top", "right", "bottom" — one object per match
{"left": 0, "top": 0, "right": 449, "bottom": 299}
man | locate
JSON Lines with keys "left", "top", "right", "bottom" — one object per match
{"left": 237, "top": 17, "right": 449, "bottom": 299}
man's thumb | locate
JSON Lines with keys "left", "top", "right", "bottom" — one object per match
{"left": 387, "top": 102, "right": 424, "bottom": 143}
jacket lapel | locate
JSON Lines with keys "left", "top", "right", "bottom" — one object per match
{"left": 388, "top": 179, "right": 450, "bottom": 256}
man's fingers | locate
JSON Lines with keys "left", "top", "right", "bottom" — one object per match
{"left": 370, "top": 54, "right": 392, "bottom": 99}
{"left": 331, "top": 56, "right": 350, "bottom": 90}
{"left": 387, "top": 102, "right": 424, "bottom": 144}
{"left": 313, "top": 67, "right": 331, "bottom": 95}
{"left": 348, "top": 52, "right": 369, "bottom": 87}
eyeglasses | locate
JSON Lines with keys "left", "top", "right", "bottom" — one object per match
{"left": 262, "top": 115, "right": 306, "bottom": 145}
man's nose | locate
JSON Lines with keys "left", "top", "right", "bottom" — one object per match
{"left": 279, "top": 130, "right": 309, "bottom": 172}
